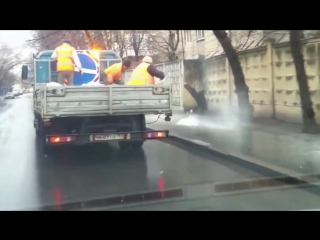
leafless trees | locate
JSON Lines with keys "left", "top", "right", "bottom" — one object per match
{"left": 27, "top": 30, "right": 149, "bottom": 60}
{"left": 147, "top": 30, "right": 180, "bottom": 61}
{"left": 211, "top": 30, "right": 318, "bottom": 130}
{"left": 28, "top": 30, "right": 69, "bottom": 50}
{"left": 0, "top": 44, "right": 21, "bottom": 88}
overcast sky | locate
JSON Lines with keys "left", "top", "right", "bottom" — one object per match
{"left": 0, "top": 30, "right": 34, "bottom": 58}
{"left": 0, "top": 30, "right": 32, "bottom": 46}
{"left": 0, "top": 31, "right": 34, "bottom": 74}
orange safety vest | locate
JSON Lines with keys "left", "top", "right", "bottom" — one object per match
{"left": 55, "top": 43, "right": 75, "bottom": 72}
{"left": 127, "top": 62, "right": 155, "bottom": 85}
{"left": 104, "top": 63, "right": 123, "bottom": 82}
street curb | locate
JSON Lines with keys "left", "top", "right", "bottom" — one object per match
{"left": 155, "top": 129, "right": 320, "bottom": 187}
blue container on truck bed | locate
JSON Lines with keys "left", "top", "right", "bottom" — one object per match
{"left": 34, "top": 50, "right": 122, "bottom": 85}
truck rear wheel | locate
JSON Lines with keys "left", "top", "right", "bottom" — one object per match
{"left": 131, "top": 141, "right": 144, "bottom": 149}
{"left": 118, "top": 114, "right": 146, "bottom": 151}
{"left": 34, "top": 115, "right": 41, "bottom": 135}
{"left": 118, "top": 141, "right": 144, "bottom": 151}
{"left": 35, "top": 126, "right": 41, "bottom": 136}
{"left": 36, "top": 119, "right": 54, "bottom": 156}
{"left": 118, "top": 141, "right": 131, "bottom": 150}
{"left": 42, "top": 142, "right": 54, "bottom": 155}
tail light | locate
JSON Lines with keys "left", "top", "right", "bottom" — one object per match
{"left": 49, "top": 136, "right": 76, "bottom": 143}
{"left": 144, "top": 131, "right": 167, "bottom": 139}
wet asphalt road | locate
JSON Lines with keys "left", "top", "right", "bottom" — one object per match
{"left": 1, "top": 94, "right": 320, "bottom": 210}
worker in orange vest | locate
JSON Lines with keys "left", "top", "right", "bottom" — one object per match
{"left": 127, "top": 56, "right": 165, "bottom": 85}
{"left": 103, "top": 60, "right": 131, "bottom": 84}
{"left": 51, "top": 40, "right": 82, "bottom": 85}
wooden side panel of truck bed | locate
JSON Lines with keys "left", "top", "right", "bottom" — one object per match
{"left": 34, "top": 85, "right": 172, "bottom": 118}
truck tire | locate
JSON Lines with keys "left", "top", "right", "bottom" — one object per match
{"left": 43, "top": 144, "right": 54, "bottom": 155}
{"left": 118, "top": 141, "right": 131, "bottom": 150}
{"left": 34, "top": 115, "right": 41, "bottom": 135}
{"left": 35, "top": 123, "right": 41, "bottom": 135}
{"left": 118, "top": 115, "right": 146, "bottom": 151}
{"left": 118, "top": 141, "right": 144, "bottom": 151}
{"left": 36, "top": 119, "right": 53, "bottom": 156}
{"left": 131, "top": 141, "right": 144, "bottom": 149}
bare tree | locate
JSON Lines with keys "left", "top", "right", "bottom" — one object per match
{"left": 27, "top": 30, "right": 69, "bottom": 50}
{"left": 212, "top": 30, "right": 253, "bottom": 121}
{"left": 79, "top": 30, "right": 115, "bottom": 50}
{"left": 0, "top": 71, "right": 16, "bottom": 89}
{"left": 111, "top": 30, "right": 129, "bottom": 58}
{"left": 128, "top": 30, "right": 148, "bottom": 60}
{"left": 289, "top": 30, "right": 318, "bottom": 133}
{"left": 204, "top": 30, "right": 288, "bottom": 58}
{"left": 231, "top": 30, "right": 264, "bottom": 50}
{"left": 82, "top": 30, "right": 109, "bottom": 49}
{"left": 88, "top": 30, "right": 106, "bottom": 49}
{"left": 27, "top": 30, "right": 90, "bottom": 50}
{"left": 6, "top": 72, "right": 17, "bottom": 90}
{"left": 67, "top": 30, "right": 88, "bottom": 49}
{"left": 101, "top": 30, "right": 114, "bottom": 50}
{"left": 0, "top": 44, "right": 22, "bottom": 86}
{"left": 148, "top": 30, "right": 180, "bottom": 61}
{"left": 83, "top": 30, "right": 95, "bottom": 49}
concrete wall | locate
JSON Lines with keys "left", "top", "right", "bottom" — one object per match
{"left": 202, "top": 37, "right": 320, "bottom": 124}
{"left": 123, "top": 37, "right": 320, "bottom": 124}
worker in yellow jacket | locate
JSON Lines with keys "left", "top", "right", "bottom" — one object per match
{"left": 127, "top": 56, "right": 165, "bottom": 85}
{"left": 51, "top": 41, "right": 82, "bottom": 85}
{"left": 103, "top": 60, "right": 131, "bottom": 84}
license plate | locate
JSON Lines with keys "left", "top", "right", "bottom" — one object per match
{"left": 94, "top": 134, "right": 125, "bottom": 141}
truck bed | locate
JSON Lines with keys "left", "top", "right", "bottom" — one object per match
{"left": 34, "top": 85, "right": 172, "bottom": 118}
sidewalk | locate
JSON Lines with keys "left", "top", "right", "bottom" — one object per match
{"left": 147, "top": 109, "right": 320, "bottom": 176}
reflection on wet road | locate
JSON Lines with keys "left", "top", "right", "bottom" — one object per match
{"left": 1, "top": 95, "right": 320, "bottom": 210}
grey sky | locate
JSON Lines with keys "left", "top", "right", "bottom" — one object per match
{"left": 0, "top": 31, "right": 34, "bottom": 74}
{"left": 0, "top": 30, "right": 32, "bottom": 47}
{"left": 0, "top": 30, "right": 34, "bottom": 58}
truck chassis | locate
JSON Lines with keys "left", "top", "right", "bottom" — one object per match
{"left": 34, "top": 113, "right": 169, "bottom": 154}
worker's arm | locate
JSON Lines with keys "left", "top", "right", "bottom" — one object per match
{"left": 72, "top": 49, "right": 82, "bottom": 70}
{"left": 104, "top": 65, "right": 115, "bottom": 84}
{"left": 106, "top": 74, "right": 114, "bottom": 84}
{"left": 147, "top": 65, "right": 165, "bottom": 80}
{"left": 50, "top": 49, "right": 57, "bottom": 60}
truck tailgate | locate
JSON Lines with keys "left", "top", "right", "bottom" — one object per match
{"left": 35, "top": 85, "right": 172, "bottom": 117}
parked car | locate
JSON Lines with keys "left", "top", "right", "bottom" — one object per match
{"left": 13, "top": 91, "right": 19, "bottom": 96}
{"left": 5, "top": 92, "right": 14, "bottom": 99}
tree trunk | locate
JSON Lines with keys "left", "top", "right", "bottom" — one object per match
{"left": 131, "top": 30, "right": 139, "bottom": 61}
{"left": 289, "top": 30, "right": 318, "bottom": 133}
{"left": 83, "top": 30, "right": 94, "bottom": 49}
{"left": 212, "top": 30, "right": 253, "bottom": 122}
{"left": 168, "top": 52, "right": 177, "bottom": 61}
